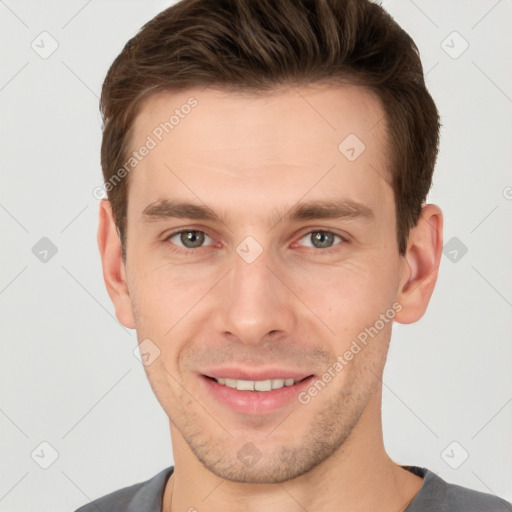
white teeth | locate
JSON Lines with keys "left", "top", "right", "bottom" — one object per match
{"left": 271, "top": 378, "right": 284, "bottom": 389}
{"left": 236, "top": 380, "right": 254, "bottom": 391}
{"left": 224, "top": 378, "right": 237, "bottom": 388}
{"left": 254, "top": 380, "right": 272, "bottom": 391}
{"left": 214, "top": 377, "right": 301, "bottom": 391}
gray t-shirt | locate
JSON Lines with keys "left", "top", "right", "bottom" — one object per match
{"left": 75, "top": 465, "right": 512, "bottom": 511}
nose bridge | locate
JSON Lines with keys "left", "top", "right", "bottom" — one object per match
{"left": 215, "top": 247, "right": 296, "bottom": 344}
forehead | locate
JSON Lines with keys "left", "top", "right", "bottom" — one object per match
{"left": 133, "top": 83, "right": 387, "bottom": 157}
{"left": 127, "top": 83, "right": 392, "bottom": 221}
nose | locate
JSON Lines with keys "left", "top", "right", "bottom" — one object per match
{"left": 213, "top": 250, "right": 297, "bottom": 345}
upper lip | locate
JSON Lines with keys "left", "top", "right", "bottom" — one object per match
{"left": 201, "top": 368, "right": 313, "bottom": 381}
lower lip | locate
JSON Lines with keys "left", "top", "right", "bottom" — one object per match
{"left": 201, "top": 375, "right": 315, "bottom": 415}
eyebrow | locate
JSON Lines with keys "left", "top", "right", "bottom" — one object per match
{"left": 141, "top": 198, "right": 375, "bottom": 226}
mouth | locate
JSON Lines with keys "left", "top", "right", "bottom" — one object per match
{"left": 205, "top": 376, "right": 308, "bottom": 392}
{"left": 200, "top": 371, "right": 315, "bottom": 415}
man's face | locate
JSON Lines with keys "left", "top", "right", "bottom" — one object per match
{"left": 120, "top": 84, "right": 407, "bottom": 483}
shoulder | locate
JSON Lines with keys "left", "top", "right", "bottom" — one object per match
{"left": 406, "top": 466, "right": 512, "bottom": 512}
{"left": 74, "top": 467, "right": 174, "bottom": 512}
{"left": 441, "top": 478, "right": 512, "bottom": 511}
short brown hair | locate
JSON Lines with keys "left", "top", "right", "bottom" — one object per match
{"left": 100, "top": 0, "right": 440, "bottom": 256}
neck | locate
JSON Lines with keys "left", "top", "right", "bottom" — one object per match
{"left": 162, "top": 388, "right": 423, "bottom": 512}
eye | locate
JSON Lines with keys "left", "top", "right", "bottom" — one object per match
{"left": 298, "top": 231, "right": 343, "bottom": 249}
{"left": 167, "top": 230, "right": 213, "bottom": 249}
{"left": 164, "top": 229, "right": 344, "bottom": 252}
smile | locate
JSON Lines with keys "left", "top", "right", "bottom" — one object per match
{"left": 213, "top": 377, "right": 302, "bottom": 392}
{"left": 201, "top": 373, "right": 315, "bottom": 414}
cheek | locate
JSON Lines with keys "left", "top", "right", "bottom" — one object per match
{"left": 128, "top": 260, "right": 224, "bottom": 367}
{"left": 130, "top": 258, "right": 213, "bottom": 322}
{"left": 288, "top": 253, "right": 400, "bottom": 343}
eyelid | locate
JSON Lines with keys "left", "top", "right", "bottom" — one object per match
{"left": 163, "top": 227, "right": 217, "bottom": 249}
{"left": 161, "top": 227, "right": 349, "bottom": 253}
{"left": 298, "top": 231, "right": 340, "bottom": 246}
{"left": 293, "top": 228, "right": 349, "bottom": 247}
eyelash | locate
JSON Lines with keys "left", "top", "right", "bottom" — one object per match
{"left": 163, "top": 228, "right": 348, "bottom": 255}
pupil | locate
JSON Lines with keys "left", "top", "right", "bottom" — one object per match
{"left": 181, "top": 231, "right": 204, "bottom": 248}
{"left": 312, "top": 231, "right": 334, "bottom": 248}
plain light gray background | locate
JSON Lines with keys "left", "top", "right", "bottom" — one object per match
{"left": 1, "top": 0, "right": 511, "bottom": 510}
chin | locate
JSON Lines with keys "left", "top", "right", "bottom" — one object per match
{"left": 189, "top": 434, "right": 341, "bottom": 484}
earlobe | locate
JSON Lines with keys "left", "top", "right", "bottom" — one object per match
{"left": 97, "top": 200, "right": 135, "bottom": 329}
{"left": 394, "top": 204, "right": 443, "bottom": 325}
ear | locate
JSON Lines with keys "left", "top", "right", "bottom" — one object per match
{"left": 97, "top": 199, "right": 135, "bottom": 329}
{"left": 394, "top": 204, "right": 443, "bottom": 324}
